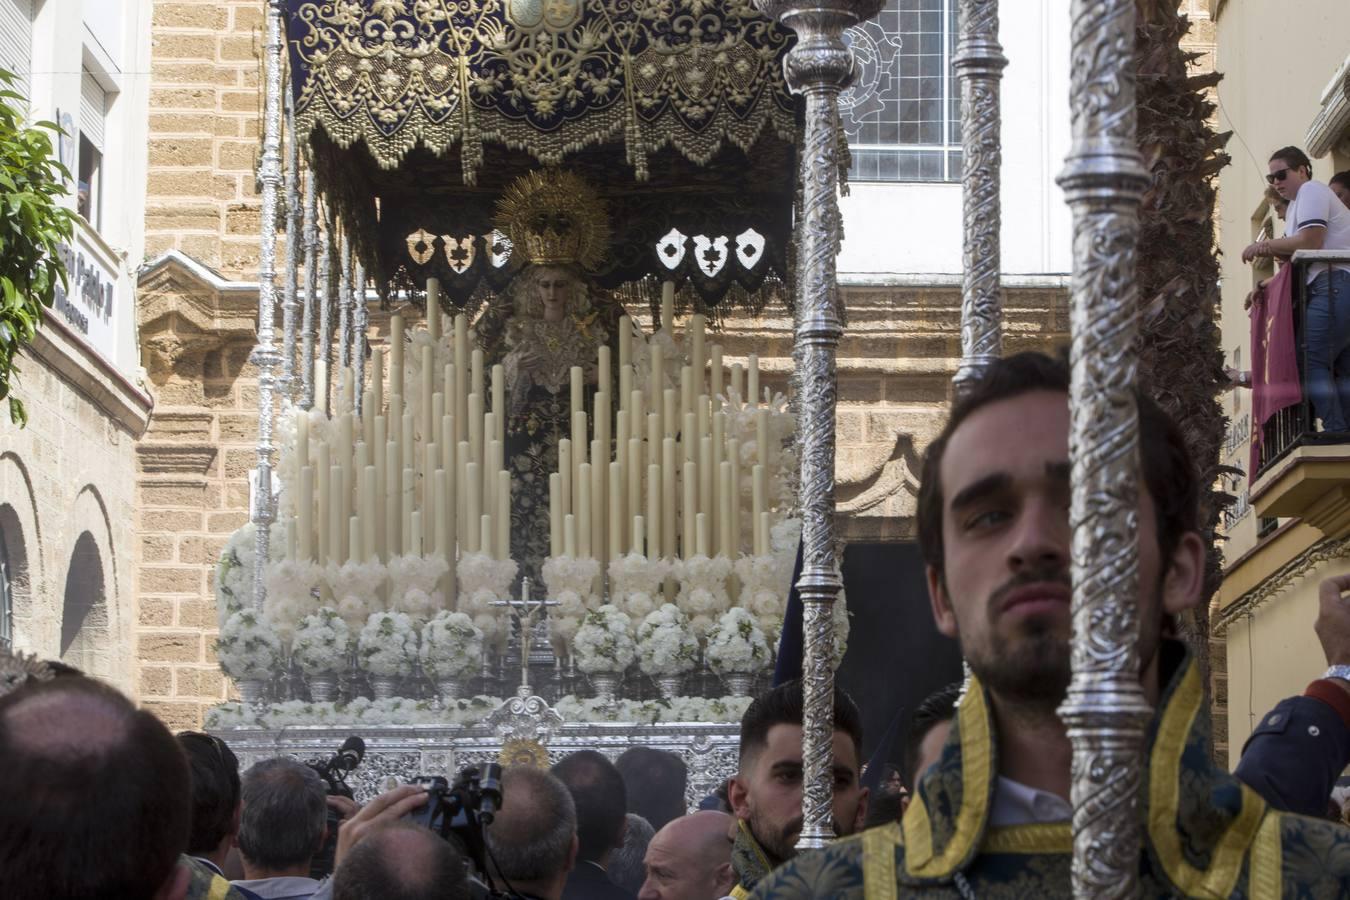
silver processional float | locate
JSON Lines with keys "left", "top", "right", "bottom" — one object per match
{"left": 238, "top": 1, "right": 1153, "bottom": 895}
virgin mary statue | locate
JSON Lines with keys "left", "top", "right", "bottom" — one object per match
{"left": 485, "top": 170, "right": 626, "bottom": 582}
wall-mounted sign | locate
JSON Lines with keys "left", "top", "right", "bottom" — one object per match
{"left": 50, "top": 232, "right": 118, "bottom": 363}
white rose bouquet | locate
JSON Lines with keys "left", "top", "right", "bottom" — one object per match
{"left": 215, "top": 521, "right": 289, "bottom": 630}
{"left": 704, "top": 607, "right": 771, "bottom": 674}
{"left": 324, "top": 558, "right": 387, "bottom": 630}
{"left": 262, "top": 558, "right": 324, "bottom": 644}
{"left": 292, "top": 607, "right": 351, "bottom": 675}
{"left": 458, "top": 552, "right": 518, "bottom": 647}
{"left": 419, "top": 611, "right": 484, "bottom": 679}
{"left": 573, "top": 605, "right": 636, "bottom": 674}
{"left": 735, "top": 554, "right": 787, "bottom": 643}
{"left": 636, "top": 605, "right": 699, "bottom": 676}
{"left": 387, "top": 554, "right": 450, "bottom": 622}
{"left": 216, "top": 608, "right": 282, "bottom": 680}
{"left": 673, "top": 554, "right": 733, "bottom": 637}
{"left": 357, "top": 611, "right": 418, "bottom": 677}
{"left": 607, "top": 553, "right": 670, "bottom": 621}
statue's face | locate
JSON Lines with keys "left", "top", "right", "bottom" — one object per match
{"left": 534, "top": 266, "right": 573, "bottom": 320}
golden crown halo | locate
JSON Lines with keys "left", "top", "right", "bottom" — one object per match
{"left": 495, "top": 169, "right": 610, "bottom": 271}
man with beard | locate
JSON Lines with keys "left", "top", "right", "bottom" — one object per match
{"left": 753, "top": 352, "right": 1350, "bottom": 897}
{"left": 726, "top": 680, "right": 866, "bottom": 898}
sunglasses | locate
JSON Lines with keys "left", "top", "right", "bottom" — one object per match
{"left": 1266, "top": 167, "right": 1296, "bottom": 185}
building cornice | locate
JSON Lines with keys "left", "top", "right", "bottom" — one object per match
{"left": 1307, "top": 53, "right": 1350, "bottom": 160}
{"left": 1213, "top": 533, "right": 1350, "bottom": 635}
{"left": 22, "top": 312, "right": 154, "bottom": 437}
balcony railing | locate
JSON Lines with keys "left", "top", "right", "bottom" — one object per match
{"left": 1253, "top": 250, "right": 1350, "bottom": 479}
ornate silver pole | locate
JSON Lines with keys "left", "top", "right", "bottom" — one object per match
{"left": 249, "top": 0, "right": 286, "bottom": 609}
{"left": 281, "top": 93, "right": 301, "bottom": 397}
{"left": 951, "top": 0, "right": 1007, "bottom": 394}
{"left": 1056, "top": 1, "right": 1150, "bottom": 897}
{"left": 316, "top": 223, "right": 334, "bottom": 415}
{"left": 337, "top": 232, "right": 352, "bottom": 374}
{"left": 757, "top": 0, "right": 880, "bottom": 851}
{"left": 299, "top": 171, "right": 318, "bottom": 409}
{"left": 352, "top": 262, "right": 367, "bottom": 416}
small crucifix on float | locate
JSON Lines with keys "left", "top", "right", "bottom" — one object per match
{"left": 489, "top": 578, "right": 557, "bottom": 696}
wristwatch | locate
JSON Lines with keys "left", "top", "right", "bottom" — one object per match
{"left": 1323, "top": 665, "right": 1350, "bottom": 682}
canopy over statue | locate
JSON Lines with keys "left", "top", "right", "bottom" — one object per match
{"left": 282, "top": 0, "right": 801, "bottom": 306}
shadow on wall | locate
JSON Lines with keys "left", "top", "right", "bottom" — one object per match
{"left": 836, "top": 542, "right": 963, "bottom": 771}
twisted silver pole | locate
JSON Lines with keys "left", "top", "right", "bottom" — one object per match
{"left": 352, "top": 262, "right": 367, "bottom": 417}
{"left": 281, "top": 92, "right": 301, "bottom": 397}
{"left": 1056, "top": 1, "right": 1150, "bottom": 897}
{"left": 249, "top": 0, "right": 286, "bottom": 610}
{"left": 951, "top": 0, "right": 1007, "bottom": 395}
{"left": 316, "top": 222, "right": 333, "bottom": 415}
{"left": 300, "top": 171, "right": 318, "bottom": 409}
{"left": 337, "top": 232, "right": 352, "bottom": 374}
{"left": 757, "top": 0, "right": 881, "bottom": 851}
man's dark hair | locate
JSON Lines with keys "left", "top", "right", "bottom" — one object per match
{"left": 238, "top": 757, "right": 328, "bottom": 871}
{"left": 178, "top": 731, "right": 241, "bottom": 856}
{"left": 1269, "top": 146, "right": 1313, "bottom": 177}
{"left": 333, "top": 822, "right": 468, "bottom": 900}
{"left": 0, "top": 675, "right": 190, "bottom": 900}
{"left": 551, "top": 750, "right": 628, "bottom": 863}
{"left": 615, "top": 747, "right": 688, "bottom": 831}
{"left": 1331, "top": 171, "right": 1350, "bottom": 191}
{"left": 916, "top": 351, "right": 1198, "bottom": 576}
{"left": 738, "top": 679, "right": 865, "bottom": 771}
{"left": 902, "top": 681, "right": 962, "bottom": 789}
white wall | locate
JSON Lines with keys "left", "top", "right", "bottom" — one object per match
{"left": 839, "top": 0, "right": 1072, "bottom": 279}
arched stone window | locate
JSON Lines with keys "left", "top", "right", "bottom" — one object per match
{"left": 0, "top": 503, "right": 28, "bottom": 652}
{"left": 60, "top": 531, "right": 108, "bottom": 676}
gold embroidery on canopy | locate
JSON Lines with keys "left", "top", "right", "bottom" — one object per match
{"left": 861, "top": 822, "right": 901, "bottom": 900}
{"left": 982, "top": 824, "right": 1072, "bottom": 855}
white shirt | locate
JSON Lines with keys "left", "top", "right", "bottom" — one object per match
{"left": 1285, "top": 180, "right": 1350, "bottom": 281}
{"left": 988, "top": 776, "right": 1073, "bottom": 827}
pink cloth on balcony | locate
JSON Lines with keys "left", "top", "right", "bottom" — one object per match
{"left": 1250, "top": 263, "right": 1301, "bottom": 482}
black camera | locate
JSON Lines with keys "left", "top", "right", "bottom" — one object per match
{"left": 306, "top": 736, "right": 365, "bottom": 879}
{"left": 406, "top": 764, "right": 504, "bottom": 888}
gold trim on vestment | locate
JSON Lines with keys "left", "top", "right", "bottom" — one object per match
{"left": 861, "top": 822, "right": 902, "bottom": 900}
{"left": 981, "top": 824, "right": 1073, "bottom": 855}
{"left": 1146, "top": 661, "right": 1266, "bottom": 899}
{"left": 1248, "top": 813, "right": 1284, "bottom": 900}
{"left": 904, "top": 676, "right": 993, "bottom": 877}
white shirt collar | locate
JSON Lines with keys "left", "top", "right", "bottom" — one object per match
{"left": 989, "top": 776, "right": 1072, "bottom": 827}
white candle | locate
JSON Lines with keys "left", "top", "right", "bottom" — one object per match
{"left": 497, "top": 470, "right": 510, "bottom": 562}
{"left": 426, "top": 278, "right": 441, "bottom": 340}
{"left": 699, "top": 436, "right": 713, "bottom": 529}
{"left": 578, "top": 462, "right": 592, "bottom": 558}
{"left": 647, "top": 412, "right": 661, "bottom": 469}
{"left": 728, "top": 435, "right": 741, "bottom": 557}
{"left": 719, "top": 461, "right": 734, "bottom": 558}
{"left": 481, "top": 515, "right": 493, "bottom": 560}
{"left": 572, "top": 411, "right": 588, "bottom": 516}
{"left": 564, "top": 513, "right": 577, "bottom": 558}
{"left": 662, "top": 438, "right": 677, "bottom": 560}
{"left": 468, "top": 394, "right": 483, "bottom": 464}
{"left": 390, "top": 313, "right": 405, "bottom": 400}
{"left": 402, "top": 467, "right": 415, "bottom": 554}
{"left": 362, "top": 390, "right": 375, "bottom": 444}
{"left": 597, "top": 345, "right": 611, "bottom": 394}
{"left": 466, "top": 462, "right": 481, "bottom": 554}
{"left": 296, "top": 410, "right": 310, "bottom": 483}
{"left": 618, "top": 315, "right": 632, "bottom": 369}
{"left": 362, "top": 466, "right": 377, "bottom": 562}
{"left": 287, "top": 514, "right": 298, "bottom": 559}
{"left": 371, "top": 346, "right": 384, "bottom": 415}
{"left": 549, "top": 473, "right": 563, "bottom": 558}
{"left": 650, "top": 347, "right": 664, "bottom": 419}
{"left": 454, "top": 314, "right": 469, "bottom": 442}
{"left": 760, "top": 512, "right": 771, "bottom": 559}
{"left": 298, "top": 466, "right": 314, "bottom": 561}
{"left": 663, "top": 389, "right": 677, "bottom": 439}
{"left": 615, "top": 409, "right": 630, "bottom": 514}
{"left": 695, "top": 513, "right": 708, "bottom": 557}
{"left": 384, "top": 443, "right": 400, "bottom": 561}
{"left": 570, "top": 366, "right": 584, "bottom": 418}
{"left": 316, "top": 457, "right": 331, "bottom": 563}
{"left": 591, "top": 441, "right": 605, "bottom": 568}
{"left": 491, "top": 364, "right": 506, "bottom": 445}
{"left": 609, "top": 462, "right": 624, "bottom": 558}
{"left": 457, "top": 440, "right": 470, "bottom": 546}
{"left": 680, "top": 365, "right": 693, "bottom": 427}
{"left": 646, "top": 463, "right": 661, "bottom": 561}
{"left": 752, "top": 464, "right": 767, "bottom": 556}
{"left": 712, "top": 411, "right": 726, "bottom": 514}
{"left": 690, "top": 315, "right": 706, "bottom": 391}
{"left": 757, "top": 408, "right": 770, "bottom": 466}
{"left": 683, "top": 412, "right": 697, "bottom": 464}
{"left": 627, "top": 438, "right": 642, "bottom": 547}
{"left": 632, "top": 515, "right": 645, "bottom": 559}
{"left": 349, "top": 515, "right": 361, "bottom": 565}
{"left": 420, "top": 345, "right": 434, "bottom": 445}
{"left": 484, "top": 433, "right": 499, "bottom": 535}
{"left": 435, "top": 468, "right": 450, "bottom": 560}
{"left": 471, "top": 348, "right": 485, "bottom": 410}
{"left": 661, "top": 281, "right": 675, "bottom": 331}
{"left": 619, "top": 365, "right": 633, "bottom": 414}
{"left": 424, "top": 443, "right": 439, "bottom": 548}
{"left": 748, "top": 353, "right": 760, "bottom": 405}
{"left": 683, "top": 460, "right": 697, "bottom": 559}
{"left": 710, "top": 344, "right": 724, "bottom": 406}
{"left": 315, "top": 360, "right": 329, "bottom": 414}
{"left": 411, "top": 510, "right": 423, "bottom": 558}
{"left": 594, "top": 392, "right": 610, "bottom": 464}
{"left": 558, "top": 439, "right": 572, "bottom": 519}
{"left": 402, "top": 412, "right": 415, "bottom": 471}
{"left": 730, "top": 363, "right": 743, "bottom": 403}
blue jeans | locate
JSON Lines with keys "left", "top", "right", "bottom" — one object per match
{"left": 1303, "top": 268, "right": 1350, "bottom": 431}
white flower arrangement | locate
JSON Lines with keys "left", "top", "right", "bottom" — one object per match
{"left": 262, "top": 558, "right": 324, "bottom": 644}
{"left": 457, "top": 552, "right": 518, "bottom": 647}
{"left": 292, "top": 607, "right": 351, "bottom": 675}
{"left": 324, "top": 559, "right": 388, "bottom": 630}
{"left": 541, "top": 555, "right": 601, "bottom": 597}
{"left": 419, "top": 611, "right": 484, "bottom": 679}
{"left": 635, "top": 605, "right": 700, "bottom": 676}
{"left": 735, "top": 554, "right": 787, "bottom": 643}
{"left": 215, "top": 521, "right": 289, "bottom": 630}
{"left": 673, "top": 555, "right": 733, "bottom": 637}
{"left": 704, "top": 607, "right": 771, "bottom": 674}
{"left": 357, "top": 611, "right": 419, "bottom": 677}
{"left": 607, "top": 552, "right": 670, "bottom": 621}
{"left": 216, "top": 608, "right": 283, "bottom": 680}
{"left": 572, "top": 604, "right": 636, "bottom": 674}
{"left": 387, "top": 554, "right": 450, "bottom": 622}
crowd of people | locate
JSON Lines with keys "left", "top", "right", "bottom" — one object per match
{"left": 7, "top": 350, "right": 1350, "bottom": 897}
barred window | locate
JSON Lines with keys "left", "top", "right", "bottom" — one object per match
{"left": 841, "top": 0, "right": 961, "bottom": 183}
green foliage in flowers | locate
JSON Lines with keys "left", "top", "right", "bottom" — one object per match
{"left": 0, "top": 69, "right": 74, "bottom": 425}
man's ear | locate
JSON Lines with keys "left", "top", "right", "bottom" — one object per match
{"left": 1161, "top": 531, "right": 1205, "bottom": 616}
{"left": 713, "top": 861, "right": 736, "bottom": 894}
{"left": 852, "top": 786, "right": 870, "bottom": 834}
{"left": 926, "top": 565, "right": 958, "bottom": 638}
{"left": 727, "top": 773, "right": 752, "bottom": 820}
{"left": 566, "top": 833, "right": 579, "bottom": 873}
{"left": 153, "top": 862, "right": 191, "bottom": 900}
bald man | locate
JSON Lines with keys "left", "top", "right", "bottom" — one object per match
{"left": 332, "top": 822, "right": 467, "bottom": 900}
{"left": 638, "top": 812, "right": 735, "bottom": 900}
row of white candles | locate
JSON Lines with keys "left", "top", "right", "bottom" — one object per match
{"left": 286, "top": 279, "right": 517, "bottom": 605}
{"left": 547, "top": 283, "right": 777, "bottom": 566}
